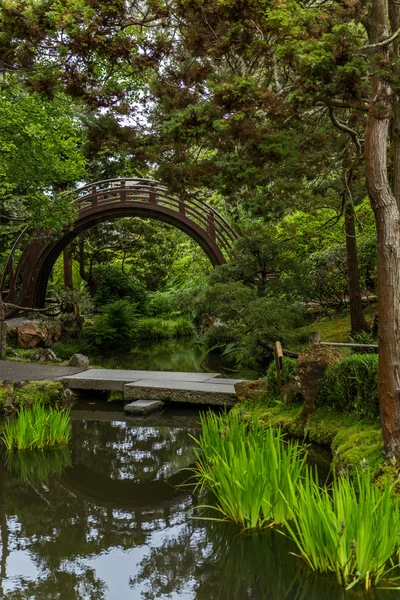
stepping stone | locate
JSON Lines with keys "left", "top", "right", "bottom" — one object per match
{"left": 124, "top": 400, "right": 165, "bottom": 415}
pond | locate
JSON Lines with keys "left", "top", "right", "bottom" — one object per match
{"left": 90, "top": 337, "right": 262, "bottom": 380}
{"left": 0, "top": 403, "right": 397, "bottom": 600}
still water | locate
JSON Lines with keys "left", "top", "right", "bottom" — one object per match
{"left": 92, "top": 338, "right": 261, "bottom": 380}
{"left": 0, "top": 404, "right": 398, "bottom": 600}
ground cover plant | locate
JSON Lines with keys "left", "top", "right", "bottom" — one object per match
{"left": 192, "top": 412, "right": 307, "bottom": 528}
{"left": 1, "top": 403, "right": 71, "bottom": 450}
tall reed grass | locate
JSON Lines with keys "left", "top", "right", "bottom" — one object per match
{"left": 2, "top": 404, "right": 71, "bottom": 451}
{"left": 285, "top": 471, "right": 400, "bottom": 590}
{"left": 192, "top": 412, "right": 400, "bottom": 590}
{"left": 192, "top": 412, "right": 307, "bottom": 529}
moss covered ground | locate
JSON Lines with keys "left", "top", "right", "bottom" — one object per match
{"left": 232, "top": 397, "right": 385, "bottom": 477}
{"left": 292, "top": 303, "right": 377, "bottom": 349}
{"left": 0, "top": 381, "right": 65, "bottom": 414}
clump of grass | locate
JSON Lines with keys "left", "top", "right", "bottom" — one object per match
{"left": 2, "top": 404, "right": 71, "bottom": 451}
{"left": 4, "top": 447, "right": 72, "bottom": 482}
{"left": 284, "top": 471, "right": 400, "bottom": 590}
{"left": 192, "top": 412, "right": 307, "bottom": 529}
{"left": 318, "top": 354, "right": 379, "bottom": 417}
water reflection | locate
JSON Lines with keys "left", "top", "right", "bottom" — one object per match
{"left": 0, "top": 408, "right": 397, "bottom": 599}
{"left": 93, "top": 338, "right": 260, "bottom": 379}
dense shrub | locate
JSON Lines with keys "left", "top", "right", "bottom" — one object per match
{"left": 83, "top": 300, "right": 137, "bottom": 349}
{"left": 318, "top": 354, "right": 379, "bottom": 417}
{"left": 265, "top": 357, "right": 298, "bottom": 396}
{"left": 93, "top": 264, "right": 147, "bottom": 309}
{"left": 134, "top": 317, "right": 195, "bottom": 340}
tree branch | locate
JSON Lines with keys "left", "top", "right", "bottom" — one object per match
{"left": 361, "top": 26, "right": 400, "bottom": 49}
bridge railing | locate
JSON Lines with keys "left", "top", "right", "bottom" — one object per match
{"left": 70, "top": 179, "right": 238, "bottom": 253}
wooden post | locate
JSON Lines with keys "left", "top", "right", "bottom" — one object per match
{"left": 274, "top": 341, "right": 283, "bottom": 393}
{"left": 309, "top": 331, "right": 321, "bottom": 346}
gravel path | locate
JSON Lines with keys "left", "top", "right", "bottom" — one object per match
{"left": 0, "top": 360, "right": 88, "bottom": 382}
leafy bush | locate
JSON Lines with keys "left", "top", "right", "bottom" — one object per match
{"left": 192, "top": 412, "right": 307, "bottom": 529}
{"left": 146, "top": 290, "right": 175, "bottom": 318}
{"left": 93, "top": 264, "right": 147, "bottom": 309}
{"left": 134, "top": 317, "right": 195, "bottom": 340}
{"left": 318, "top": 354, "right": 379, "bottom": 417}
{"left": 2, "top": 404, "right": 71, "bottom": 450}
{"left": 265, "top": 357, "right": 298, "bottom": 396}
{"left": 83, "top": 300, "right": 138, "bottom": 349}
{"left": 348, "top": 331, "right": 376, "bottom": 354}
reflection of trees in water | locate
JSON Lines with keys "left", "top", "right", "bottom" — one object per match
{"left": 0, "top": 419, "right": 380, "bottom": 600}
{"left": 131, "top": 513, "right": 386, "bottom": 600}
{"left": 71, "top": 421, "right": 197, "bottom": 481}
{"left": 0, "top": 420, "right": 199, "bottom": 598}
{"left": 1, "top": 568, "right": 106, "bottom": 600}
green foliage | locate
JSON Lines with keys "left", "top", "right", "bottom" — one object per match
{"left": 83, "top": 299, "right": 137, "bottom": 349}
{"left": 348, "top": 330, "right": 376, "bottom": 354}
{"left": 51, "top": 339, "right": 88, "bottom": 360}
{"left": 285, "top": 472, "right": 400, "bottom": 590}
{"left": 93, "top": 264, "right": 147, "bottom": 308}
{"left": 2, "top": 404, "right": 71, "bottom": 451}
{"left": 203, "top": 289, "right": 306, "bottom": 368}
{"left": 192, "top": 412, "right": 307, "bottom": 529}
{"left": 265, "top": 357, "right": 298, "bottom": 396}
{"left": 318, "top": 354, "right": 379, "bottom": 417}
{"left": 134, "top": 317, "right": 196, "bottom": 340}
{"left": 0, "top": 81, "right": 86, "bottom": 227}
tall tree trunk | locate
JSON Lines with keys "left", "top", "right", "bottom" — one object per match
{"left": 63, "top": 247, "right": 74, "bottom": 290}
{"left": 78, "top": 234, "right": 98, "bottom": 297}
{"left": 365, "top": 0, "right": 400, "bottom": 457}
{"left": 344, "top": 198, "right": 369, "bottom": 334}
{"left": 0, "top": 296, "right": 7, "bottom": 360}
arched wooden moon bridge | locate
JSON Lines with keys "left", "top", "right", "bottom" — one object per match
{"left": 2, "top": 178, "right": 238, "bottom": 309}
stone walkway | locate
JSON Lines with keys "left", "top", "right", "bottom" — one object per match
{"left": 0, "top": 360, "right": 88, "bottom": 381}
{"left": 61, "top": 369, "right": 243, "bottom": 406}
{"left": 0, "top": 361, "right": 243, "bottom": 406}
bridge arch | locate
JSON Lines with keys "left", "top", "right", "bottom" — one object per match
{"left": 3, "top": 178, "right": 238, "bottom": 308}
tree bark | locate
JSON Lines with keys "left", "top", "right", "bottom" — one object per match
{"left": 0, "top": 296, "right": 7, "bottom": 360}
{"left": 365, "top": 0, "right": 400, "bottom": 457}
{"left": 78, "top": 234, "right": 98, "bottom": 297}
{"left": 344, "top": 197, "right": 369, "bottom": 334}
{"left": 63, "top": 247, "right": 74, "bottom": 290}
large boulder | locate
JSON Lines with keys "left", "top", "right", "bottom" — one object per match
{"left": 234, "top": 379, "right": 268, "bottom": 402}
{"left": 69, "top": 353, "right": 89, "bottom": 368}
{"left": 17, "top": 321, "right": 47, "bottom": 349}
{"left": 297, "top": 345, "right": 344, "bottom": 417}
{"left": 17, "top": 319, "right": 62, "bottom": 349}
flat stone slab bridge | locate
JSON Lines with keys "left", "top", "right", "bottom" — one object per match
{"left": 60, "top": 369, "right": 243, "bottom": 408}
